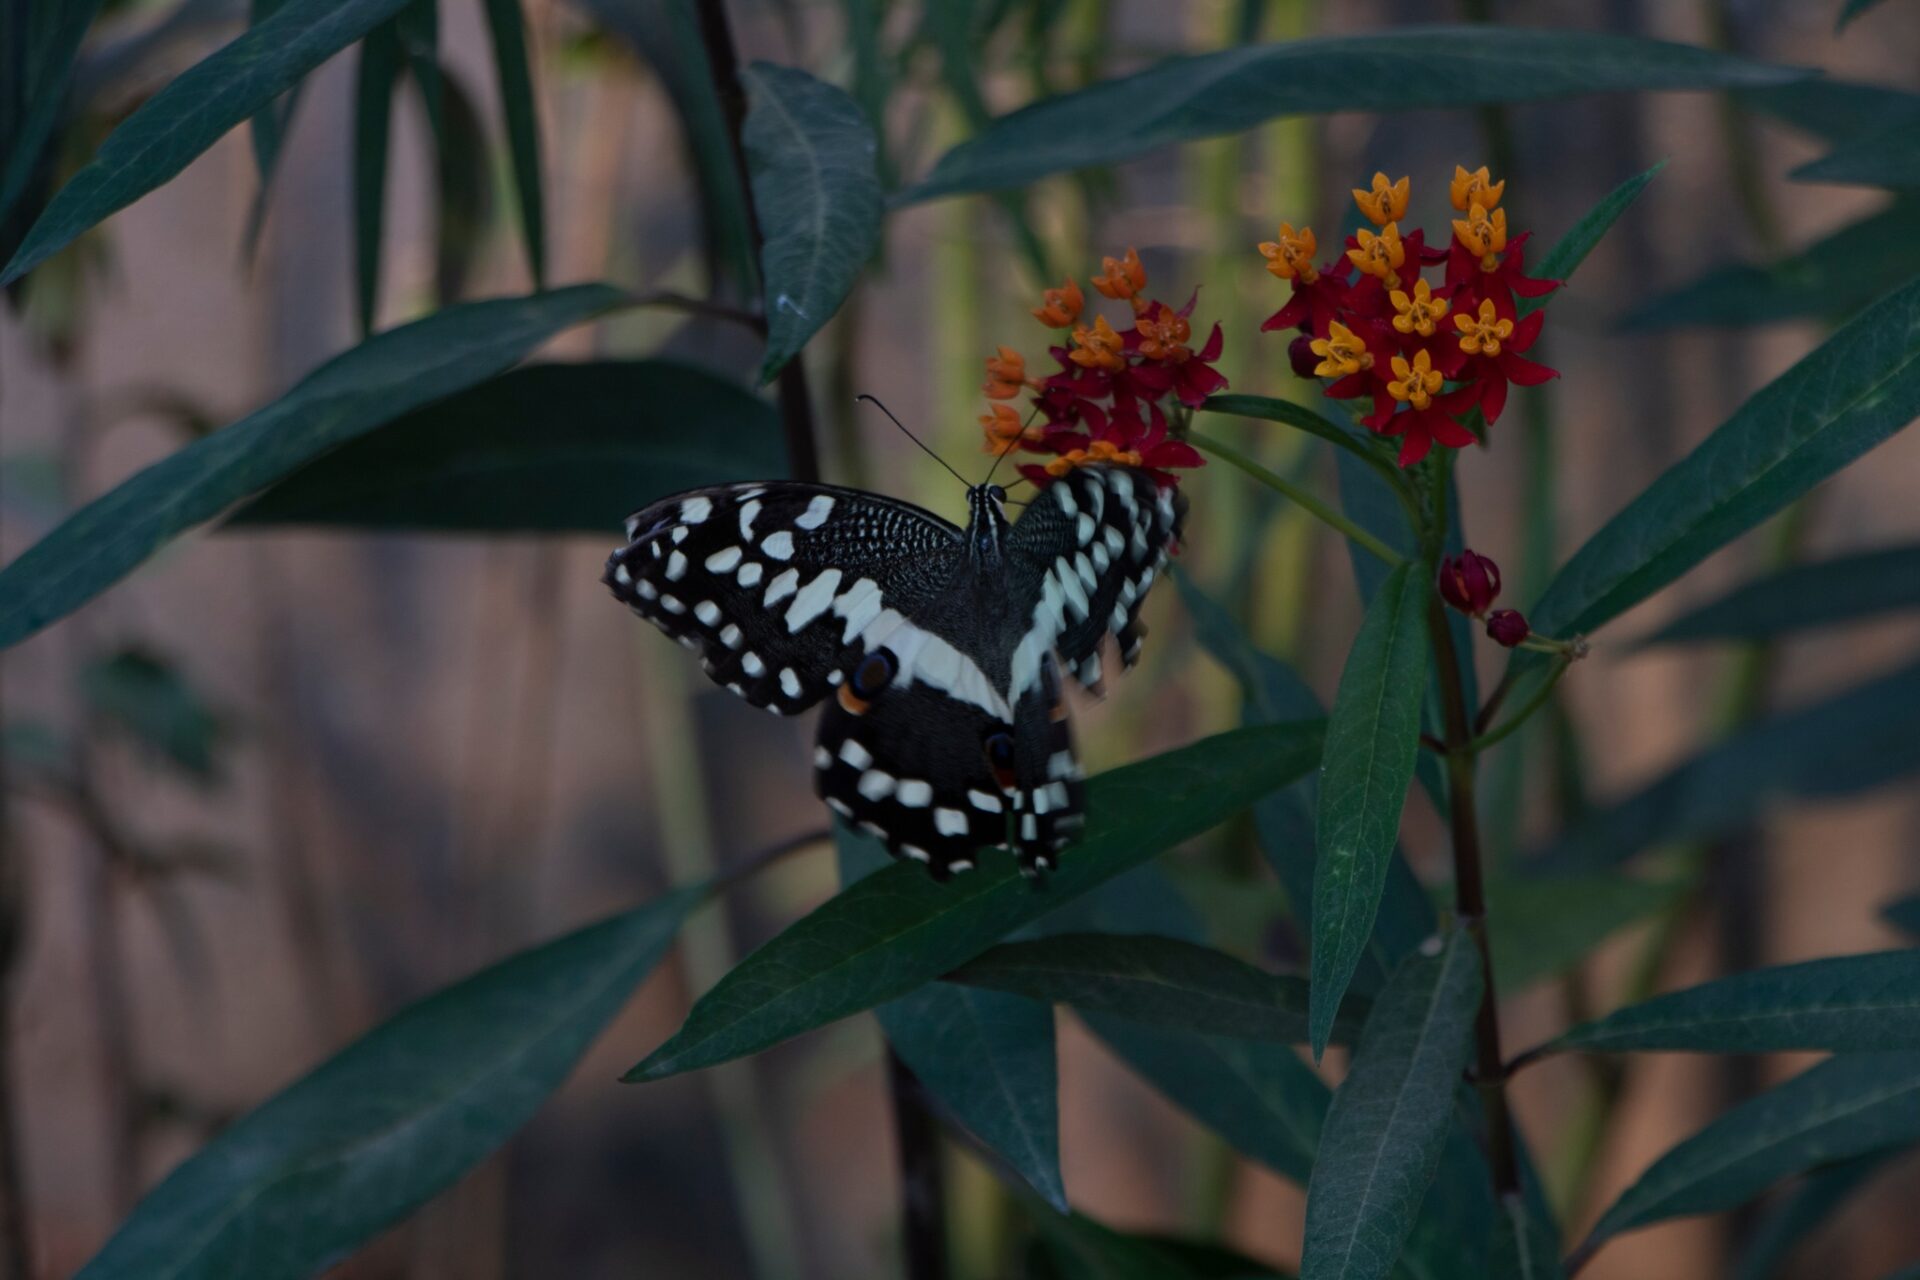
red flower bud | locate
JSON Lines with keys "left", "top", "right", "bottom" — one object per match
{"left": 1288, "top": 334, "right": 1319, "bottom": 379}
{"left": 1438, "top": 550, "right": 1502, "bottom": 617}
{"left": 1486, "top": 609, "right": 1529, "bottom": 648}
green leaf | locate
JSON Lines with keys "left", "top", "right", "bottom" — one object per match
{"left": 1621, "top": 201, "right": 1920, "bottom": 332}
{"left": 1489, "top": 1192, "right": 1565, "bottom": 1280}
{"left": 949, "top": 932, "right": 1365, "bottom": 1045}
{"left": 480, "top": 0, "right": 545, "bottom": 286}
{"left": 1032, "top": 1211, "right": 1295, "bottom": 1279}
{"left": 1574, "top": 1054, "right": 1920, "bottom": 1259}
{"left": 839, "top": 828, "right": 1066, "bottom": 1212}
{"left": 625, "top": 721, "right": 1325, "bottom": 1081}
{"left": 1176, "top": 569, "right": 1433, "bottom": 989}
{"left": 1087, "top": 1014, "right": 1328, "bottom": 1185}
{"left": 0, "top": 285, "right": 628, "bottom": 650}
{"left": 1838, "top": 0, "right": 1896, "bottom": 28}
{"left": 1534, "top": 950, "right": 1920, "bottom": 1059}
{"left": 1300, "top": 933, "right": 1483, "bottom": 1280}
{"left": 1486, "top": 872, "right": 1680, "bottom": 994}
{"left": 0, "top": 0, "right": 109, "bottom": 229}
{"left": 898, "top": 28, "right": 1801, "bottom": 202}
{"left": 1528, "top": 162, "right": 1663, "bottom": 304}
{"left": 353, "top": 19, "right": 404, "bottom": 335}
{"left": 740, "top": 62, "right": 881, "bottom": 384}
{"left": 429, "top": 66, "right": 494, "bottom": 306}
{"left": 1739, "top": 78, "right": 1920, "bottom": 146}
{"left": 881, "top": 982, "right": 1063, "bottom": 1210}
{"left": 1883, "top": 893, "right": 1920, "bottom": 939}
{"left": 1, "top": 0, "right": 419, "bottom": 287}
{"left": 75, "top": 887, "right": 700, "bottom": 1280}
{"left": 227, "top": 360, "right": 781, "bottom": 532}
{"left": 1311, "top": 560, "right": 1430, "bottom": 1059}
{"left": 1523, "top": 269, "right": 1920, "bottom": 647}
{"left": 1793, "top": 115, "right": 1920, "bottom": 190}
{"left": 1733, "top": 1150, "right": 1892, "bottom": 1280}
{"left": 81, "top": 649, "right": 225, "bottom": 785}
{"left": 1531, "top": 658, "right": 1920, "bottom": 873}
{"left": 1640, "top": 540, "right": 1920, "bottom": 643}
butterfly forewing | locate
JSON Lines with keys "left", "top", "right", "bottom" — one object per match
{"left": 604, "top": 483, "right": 963, "bottom": 715}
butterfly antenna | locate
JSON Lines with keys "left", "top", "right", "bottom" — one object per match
{"left": 856, "top": 394, "right": 970, "bottom": 489}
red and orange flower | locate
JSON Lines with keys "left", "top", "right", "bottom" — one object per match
{"left": 980, "top": 248, "right": 1222, "bottom": 488}
{"left": 1259, "top": 166, "right": 1561, "bottom": 467}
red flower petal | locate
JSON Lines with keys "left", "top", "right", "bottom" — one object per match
{"left": 1480, "top": 372, "right": 1510, "bottom": 424}
{"left": 1500, "top": 351, "right": 1558, "bottom": 386}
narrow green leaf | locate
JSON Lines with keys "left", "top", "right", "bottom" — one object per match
{"left": 480, "top": 0, "right": 545, "bottom": 286}
{"left": 1739, "top": 77, "right": 1920, "bottom": 146}
{"left": 1641, "top": 541, "right": 1920, "bottom": 643}
{"left": 949, "top": 932, "right": 1365, "bottom": 1045}
{"left": 0, "top": 285, "right": 628, "bottom": 650}
{"left": 740, "top": 62, "right": 881, "bottom": 384}
{"left": 1838, "top": 0, "right": 1896, "bottom": 28}
{"left": 1621, "top": 201, "right": 1920, "bottom": 332}
{"left": 898, "top": 28, "right": 1801, "bottom": 202}
{"left": 1032, "top": 1211, "right": 1295, "bottom": 1279}
{"left": 1733, "top": 1151, "right": 1892, "bottom": 1280}
{"left": 1311, "top": 561, "right": 1430, "bottom": 1058}
{"left": 353, "top": 21, "right": 404, "bottom": 335}
{"left": 1088, "top": 1015, "right": 1327, "bottom": 1185}
{"left": 1300, "top": 934, "right": 1483, "bottom": 1280}
{"left": 1575, "top": 1054, "right": 1920, "bottom": 1258}
{"left": 1, "top": 0, "right": 419, "bottom": 286}
{"left": 1524, "top": 271, "right": 1920, "bottom": 646}
{"left": 1200, "top": 394, "right": 1397, "bottom": 473}
{"left": 81, "top": 649, "right": 225, "bottom": 785}
{"left": 882, "top": 983, "right": 1063, "bottom": 1210}
{"left": 1528, "top": 162, "right": 1663, "bottom": 305}
{"left": 1486, "top": 872, "right": 1680, "bottom": 994}
{"left": 1793, "top": 114, "right": 1920, "bottom": 189}
{"left": 839, "top": 829, "right": 1066, "bottom": 1211}
{"left": 1489, "top": 1192, "right": 1564, "bottom": 1280}
{"left": 75, "top": 887, "right": 700, "bottom": 1280}
{"left": 1177, "top": 569, "right": 1434, "bottom": 987}
{"left": 1538, "top": 950, "right": 1920, "bottom": 1059}
{"left": 1531, "top": 658, "right": 1920, "bottom": 873}
{"left": 431, "top": 66, "right": 494, "bottom": 305}
{"left": 625, "top": 721, "right": 1325, "bottom": 1081}
{"left": 0, "top": 0, "right": 109, "bottom": 228}
{"left": 1883, "top": 892, "right": 1920, "bottom": 939}
{"left": 228, "top": 360, "right": 781, "bottom": 532}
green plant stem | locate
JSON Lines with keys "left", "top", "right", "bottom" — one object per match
{"left": 1429, "top": 594, "right": 1521, "bottom": 1197}
{"left": 1190, "top": 430, "right": 1405, "bottom": 568}
{"left": 695, "top": 0, "right": 820, "bottom": 482}
{"left": 1462, "top": 655, "right": 1571, "bottom": 754}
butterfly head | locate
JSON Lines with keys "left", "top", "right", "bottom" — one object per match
{"left": 964, "top": 483, "right": 1011, "bottom": 566}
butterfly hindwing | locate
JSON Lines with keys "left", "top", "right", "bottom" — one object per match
{"left": 605, "top": 483, "right": 963, "bottom": 715}
{"left": 1005, "top": 465, "right": 1185, "bottom": 692}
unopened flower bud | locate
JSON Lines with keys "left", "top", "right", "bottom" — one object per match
{"left": 1288, "top": 334, "right": 1319, "bottom": 379}
{"left": 1486, "top": 609, "right": 1529, "bottom": 648}
{"left": 1439, "top": 550, "right": 1502, "bottom": 617}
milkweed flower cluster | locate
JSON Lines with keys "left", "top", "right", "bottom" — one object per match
{"left": 979, "top": 248, "right": 1223, "bottom": 488}
{"left": 1259, "top": 167, "right": 1560, "bottom": 467}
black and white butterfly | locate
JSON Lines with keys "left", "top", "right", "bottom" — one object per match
{"left": 603, "top": 466, "right": 1184, "bottom": 880}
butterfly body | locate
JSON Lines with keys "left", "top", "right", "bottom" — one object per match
{"left": 605, "top": 466, "right": 1183, "bottom": 879}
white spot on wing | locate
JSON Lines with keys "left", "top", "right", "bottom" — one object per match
{"left": 739, "top": 500, "right": 762, "bottom": 541}
{"left": 934, "top": 808, "right": 969, "bottom": 837}
{"left": 858, "top": 770, "right": 896, "bottom": 800}
{"left": 839, "top": 738, "right": 873, "bottom": 769}
{"left": 705, "top": 546, "right": 743, "bottom": 573}
{"left": 765, "top": 568, "right": 800, "bottom": 606}
{"left": 666, "top": 550, "right": 688, "bottom": 581}
{"left": 762, "top": 530, "right": 795, "bottom": 560}
{"left": 720, "top": 623, "right": 744, "bottom": 649}
{"left": 795, "top": 495, "right": 835, "bottom": 530}
{"left": 738, "top": 562, "right": 764, "bottom": 588}
{"left": 784, "top": 568, "right": 843, "bottom": 633}
{"left": 694, "top": 600, "right": 721, "bottom": 626}
{"left": 779, "top": 668, "right": 802, "bottom": 698}
{"left": 742, "top": 651, "right": 765, "bottom": 676}
{"left": 897, "top": 780, "right": 933, "bottom": 808}
{"left": 968, "top": 789, "right": 1003, "bottom": 813}
{"left": 680, "top": 495, "right": 712, "bottom": 524}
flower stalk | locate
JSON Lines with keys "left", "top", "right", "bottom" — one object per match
{"left": 1188, "top": 429, "right": 1405, "bottom": 568}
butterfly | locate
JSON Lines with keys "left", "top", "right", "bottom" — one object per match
{"left": 603, "top": 465, "right": 1184, "bottom": 880}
